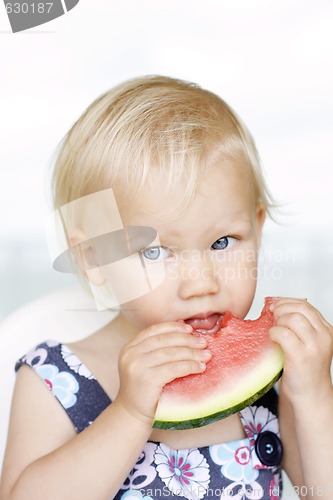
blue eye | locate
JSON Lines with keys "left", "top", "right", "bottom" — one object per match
{"left": 141, "top": 246, "right": 169, "bottom": 261}
{"left": 211, "top": 236, "right": 236, "bottom": 250}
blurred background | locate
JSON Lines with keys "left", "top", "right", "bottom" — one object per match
{"left": 1, "top": 0, "right": 332, "bottom": 321}
{"left": 0, "top": 1, "right": 332, "bottom": 493}
{"left": 1, "top": 0, "right": 332, "bottom": 323}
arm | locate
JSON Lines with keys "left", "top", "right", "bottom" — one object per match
{"left": 1, "top": 323, "right": 210, "bottom": 500}
{"left": 270, "top": 298, "right": 333, "bottom": 500}
{"left": 1, "top": 366, "right": 153, "bottom": 500}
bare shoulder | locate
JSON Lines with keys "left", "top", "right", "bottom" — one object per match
{"left": 65, "top": 315, "right": 127, "bottom": 400}
{"left": 1, "top": 364, "right": 76, "bottom": 495}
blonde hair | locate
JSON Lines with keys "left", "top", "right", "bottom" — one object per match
{"left": 52, "top": 75, "right": 274, "bottom": 217}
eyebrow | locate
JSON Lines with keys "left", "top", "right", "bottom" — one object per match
{"left": 212, "top": 220, "right": 253, "bottom": 233}
{"left": 156, "top": 219, "right": 253, "bottom": 241}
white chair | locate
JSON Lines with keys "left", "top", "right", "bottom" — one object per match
{"left": 0, "top": 286, "right": 115, "bottom": 466}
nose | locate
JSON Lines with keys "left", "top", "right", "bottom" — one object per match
{"left": 177, "top": 251, "right": 219, "bottom": 300}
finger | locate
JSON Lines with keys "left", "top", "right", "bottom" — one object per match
{"left": 269, "top": 325, "right": 302, "bottom": 357}
{"left": 270, "top": 317, "right": 332, "bottom": 360}
{"left": 153, "top": 359, "right": 208, "bottom": 385}
{"left": 272, "top": 299, "right": 333, "bottom": 352}
{"left": 274, "top": 312, "right": 316, "bottom": 346}
{"left": 132, "top": 330, "right": 208, "bottom": 353}
{"left": 130, "top": 322, "right": 194, "bottom": 346}
{"left": 272, "top": 298, "right": 327, "bottom": 332}
{"left": 269, "top": 324, "right": 333, "bottom": 376}
{"left": 146, "top": 345, "right": 212, "bottom": 367}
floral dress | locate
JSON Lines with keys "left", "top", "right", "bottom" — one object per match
{"left": 16, "top": 341, "right": 283, "bottom": 500}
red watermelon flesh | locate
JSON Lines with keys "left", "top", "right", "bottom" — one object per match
{"left": 153, "top": 297, "right": 283, "bottom": 430}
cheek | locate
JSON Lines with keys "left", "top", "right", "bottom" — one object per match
{"left": 226, "top": 278, "right": 258, "bottom": 320}
{"left": 120, "top": 288, "right": 170, "bottom": 329}
{"left": 216, "top": 244, "right": 259, "bottom": 318}
{"left": 215, "top": 243, "right": 259, "bottom": 282}
{"left": 102, "top": 255, "right": 166, "bottom": 306}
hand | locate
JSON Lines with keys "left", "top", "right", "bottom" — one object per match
{"left": 269, "top": 298, "right": 333, "bottom": 403}
{"left": 115, "top": 322, "right": 211, "bottom": 425}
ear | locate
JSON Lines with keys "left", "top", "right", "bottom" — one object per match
{"left": 68, "top": 230, "right": 106, "bottom": 286}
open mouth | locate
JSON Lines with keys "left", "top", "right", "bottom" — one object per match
{"left": 184, "top": 313, "right": 224, "bottom": 334}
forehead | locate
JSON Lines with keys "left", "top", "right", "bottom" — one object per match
{"left": 120, "top": 159, "right": 256, "bottom": 230}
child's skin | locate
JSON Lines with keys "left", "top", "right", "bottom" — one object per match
{"left": 1, "top": 155, "right": 333, "bottom": 500}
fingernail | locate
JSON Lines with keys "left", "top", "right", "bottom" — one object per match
{"left": 183, "top": 324, "right": 193, "bottom": 331}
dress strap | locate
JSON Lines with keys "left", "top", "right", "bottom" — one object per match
{"left": 15, "top": 340, "right": 111, "bottom": 432}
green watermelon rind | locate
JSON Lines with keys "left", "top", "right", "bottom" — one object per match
{"left": 153, "top": 369, "right": 283, "bottom": 430}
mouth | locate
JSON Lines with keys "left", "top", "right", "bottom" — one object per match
{"left": 184, "top": 312, "right": 224, "bottom": 335}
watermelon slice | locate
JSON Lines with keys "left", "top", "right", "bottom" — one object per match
{"left": 153, "top": 297, "right": 283, "bottom": 430}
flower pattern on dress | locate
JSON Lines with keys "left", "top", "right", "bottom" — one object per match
{"left": 121, "top": 443, "right": 157, "bottom": 491}
{"left": 35, "top": 364, "right": 79, "bottom": 409}
{"left": 23, "top": 346, "right": 48, "bottom": 367}
{"left": 61, "top": 345, "right": 95, "bottom": 379}
{"left": 240, "top": 406, "right": 279, "bottom": 469}
{"left": 221, "top": 480, "right": 264, "bottom": 499}
{"left": 120, "top": 489, "right": 153, "bottom": 500}
{"left": 22, "top": 340, "right": 59, "bottom": 368}
{"left": 209, "top": 439, "right": 258, "bottom": 484}
{"left": 269, "top": 473, "right": 280, "bottom": 500}
{"left": 154, "top": 444, "right": 210, "bottom": 500}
